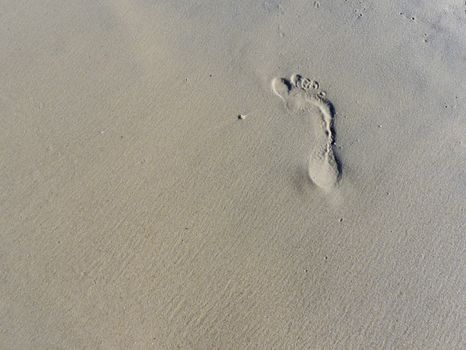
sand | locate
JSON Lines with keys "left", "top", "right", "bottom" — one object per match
{"left": 1, "top": 0, "right": 465, "bottom": 349}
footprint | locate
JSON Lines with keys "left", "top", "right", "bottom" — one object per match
{"left": 272, "top": 74, "right": 340, "bottom": 191}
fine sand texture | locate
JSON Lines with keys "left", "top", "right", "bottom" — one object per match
{"left": 1, "top": 0, "right": 465, "bottom": 349}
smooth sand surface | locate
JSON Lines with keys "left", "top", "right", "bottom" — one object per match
{"left": 1, "top": 0, "right": 465, "bottom": 349}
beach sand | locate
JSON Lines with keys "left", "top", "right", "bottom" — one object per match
{"left": 1, "top": 0, "right": 465, "bottom": 348}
